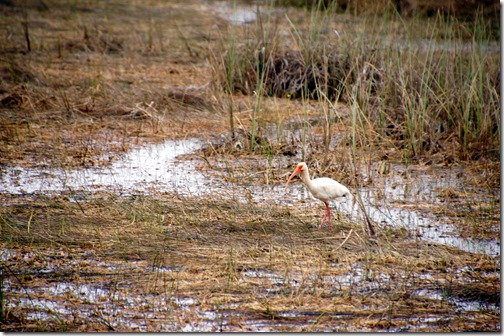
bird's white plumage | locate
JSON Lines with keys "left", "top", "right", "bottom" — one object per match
{"left": 285, "top": 162, "right": 350, "bottom": 227}
{"left": 305, "top": 177, "right": 350, "bottom": 202}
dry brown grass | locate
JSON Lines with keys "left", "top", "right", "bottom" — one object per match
{"left": 0, "top": 0, "right": 229, "bottom": 169}
{"left": 0, "top": 0, "right": 499, "bottom": 332}
{"left": 1, "top": 191, "right": 500, "bottom": 331}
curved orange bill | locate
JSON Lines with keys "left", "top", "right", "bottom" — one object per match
{"left": 285, "top": 165, "right": 302, "bottom": 188}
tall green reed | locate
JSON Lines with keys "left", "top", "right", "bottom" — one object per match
{"left": 210, "top": 0, "right": 499, "bottom": 161}
{"left": 341, "top": 7, "right": 499, "bottom": 161}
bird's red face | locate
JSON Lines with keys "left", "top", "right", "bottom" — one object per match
{"left": 285, "top": 163, "right": 304, "bottom": 187}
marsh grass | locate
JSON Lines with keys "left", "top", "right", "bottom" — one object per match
{"left": 0, "top": 1, "right": 226, "bottom": 169}
{"left": 0, "top": 0, "right": 500, "bottom": 332}
{"left": 211, "top": 2, "right": 500, "bottom": 163}
{"left": 1, "top": 191, "right": 499, "bottom": 331}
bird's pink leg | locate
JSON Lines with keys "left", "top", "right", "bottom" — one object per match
{"left": 320, "top": 202, "right": 332, "bottom": 228}
{"left": 325, "top": 202, "right": 332, "bottom": 227}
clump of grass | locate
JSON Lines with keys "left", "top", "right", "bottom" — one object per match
{"left": 209, "top": 2, "right": 347, "bottom": 101}
{"left": 211, "top": 2, "right": 499, "bottom": 163}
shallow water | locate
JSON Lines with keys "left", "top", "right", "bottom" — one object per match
{"left": 1, "top": 138, "right": 208, "bottom": 196}
{"left": 200, "top": 1, "right": 259, "bottom": 26}
{"left": 1, "top": 1, "right": 499, "bottom": 332}
{"left": 7, "top": 281, "right": 218, "bottom": 332}
{"left": 5, "top": 252, "right": 498, "bottom": 332}
{"left": 0, "top": 136, "right": 499, "bottom": 257}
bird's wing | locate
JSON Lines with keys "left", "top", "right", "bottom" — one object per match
{"left": 310, "top": 177, "right": 350, "bottom": 200}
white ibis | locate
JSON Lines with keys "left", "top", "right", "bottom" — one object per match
{"left": 285, "top": 162, "right": 350, "bottom": 227}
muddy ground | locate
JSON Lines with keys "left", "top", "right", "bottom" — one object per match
{"left": 0, "top": 0, "right": 500, "bottom": 332}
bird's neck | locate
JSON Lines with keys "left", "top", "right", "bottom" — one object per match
{"left": 300, "top": 168, "right": 311, "bottom": 185}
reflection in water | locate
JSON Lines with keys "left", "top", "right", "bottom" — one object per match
{"left": 1, "top": 139, "right": 208, "bottom": 196}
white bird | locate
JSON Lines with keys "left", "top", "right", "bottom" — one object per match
{"left": 285, "top": 162, "right": 350, "bottom": 228}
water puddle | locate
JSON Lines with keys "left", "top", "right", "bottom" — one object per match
{"left": 4, "top": 248, "right": 499, "bottom": 332}
{"left": 7, "top": 281, "right": 220, "bottom": 332}
{"left": 202, "top": 1, "right": 258, "bottom": 25}
{"left": 413, "top": 288, "right": 499, "bottom": 313}
{"left": 0, "top": 134, "right": 499, "bottom": 257}
{"left": 241, "top": 266, "right": 500, "bottom": 316}
{"left": 281, "top": 163, "right": 500, "bottom": 256}
{"left": 1, "top": 138, "right": 208, "bottom": 196}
